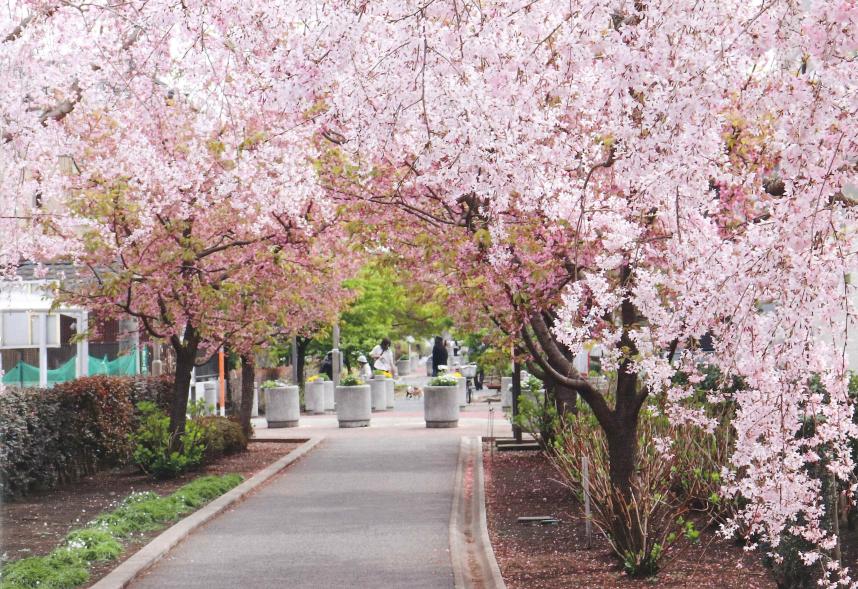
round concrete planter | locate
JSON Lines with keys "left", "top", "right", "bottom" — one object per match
{"left": 323, "top": 381, "right": 335, "bottom": 411}
{"left": 501, "top": 377, "right": 512, "bottom": 408}
{"left": 424, "top": 385, "right": 459, "bottom": 428}
{"left": 306, "top": 381, "right": 326, "bottom": 414}
{"left": 456, "top": 376, "right": 467, "bottom": 408}
{"left": 370, "top": 378, "right": 388, "bottom": 412}
{"left": 335, "top": 385, "right": 371, "bottom": 427}
{"left": 385, "top": 378, "right": 395, "bottom": 409}
{"left": 266, "top": 385, "right": 300, "bottom": 428}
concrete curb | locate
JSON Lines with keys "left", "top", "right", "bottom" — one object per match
{"left": 450, "top": 436, "right": 507, "bottom": 589}
{"left": 91, "top": 437, "right": 323, "bottom": 589}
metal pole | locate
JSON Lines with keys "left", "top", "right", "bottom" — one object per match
{"left": 332, "top": 322, "right": 341, "bottom": 386}
{"left": 133, "top": 323, "right": 141, "bottom": 375}
{"left": 79, "top": 310, "right": 89, "bottom": 376}
{"left": 218, "top": 349, "right": 226, "bottom": 416}
{"left": 512, "top": 351, "right": 522, "bottom": 443}
{"left": 38, "top": 313, "right": 48, "bottom": 387}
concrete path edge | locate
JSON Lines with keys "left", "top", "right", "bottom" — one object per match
{"left": 450, "top": 436, "right": 507, "bottom": 589}
{"left": 91, "top": 437, "right": 323, "bottom": 589}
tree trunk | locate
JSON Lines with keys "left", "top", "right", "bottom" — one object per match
{"left": 552, "top": 383, "right": 579, "bottom": 416}
{"left": 296, "top": 336, "right": 310, "bottom": 390}
{"left": 168, "top": 324, "right": 200, "bottom": 445}
{"left": 606, "top": 417, "right": 638, "bottom": 494}
{"left": 239, "top": 354, "right": 256, "bottom": 438}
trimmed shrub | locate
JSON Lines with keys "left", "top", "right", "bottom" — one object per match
{"left": 198, "top": 416, "right": 248, "bottom": 461}
{"left": 0, "top": 376, "right": 174, "bottom": 498}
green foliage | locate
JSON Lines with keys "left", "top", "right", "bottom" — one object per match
{"left": 310, "top": 261, "right": 452, "bottom": 365}
{"left": 428, "top": 374, "right": 459, "bottom": 386}
{"left": 339, "top": 374, "right": 364, "bottom": 386}
{"left": 198, "top": 416, "right": 248, "bottom": 460}
{"left": 260, "top": 380, "right": 280, "bottom": 389}
{"left": 0, "top": 550, "right": 89, "bottom": 589}
{"left": 130, "top": 402, "right": 206, "bottom": 479}
{"left": 513, "top": 376, "right": 560, "bottom": 448}
{"left": 63, "top": 529, "right": 122, "bottom": 562}
{"left": 548, "top": 404, "right": 728, "bottom": 578}
{"left": 458, "top": 330, "right": 510, "bottom": 377}
{"left": 0, "top": 376, "right": 173, "bottom": 498}
{"left": 0, "top": 474, "right": 242, "bottom": 589}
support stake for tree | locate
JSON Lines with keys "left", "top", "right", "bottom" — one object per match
{"left": 583, "top": 454, "right": 592, "bottom": 548}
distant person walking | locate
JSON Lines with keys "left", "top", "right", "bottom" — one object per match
{"left": 431, "top": 336, "right": 448, "bottom": 377}
{"left": 370, "top": 338, "right": 397, "bottom": 378}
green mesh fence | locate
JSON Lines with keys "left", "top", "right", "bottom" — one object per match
{"left": 2, "top": 349, "right": 139, "bottom": 386}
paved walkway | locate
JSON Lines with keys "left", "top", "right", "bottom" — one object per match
{"left": 131, "top": 388, "right": 511, "bottom": 589}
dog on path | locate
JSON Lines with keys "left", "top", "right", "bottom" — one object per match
{"left": 406, "top": 386, "right": 423, "bottom": 399}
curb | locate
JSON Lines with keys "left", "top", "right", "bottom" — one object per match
{"left": 450, "top": 436, "right": 507, "bottom": 589}
{"left": 91, "top": 436, "right": 323, "bottom": 589}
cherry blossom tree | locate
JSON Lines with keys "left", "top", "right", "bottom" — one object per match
{"left": 0, "top": 0, "right": 349, "bottom": 438}
{"left": 313, "top": 0, "right": 858, "bottom": 580}
{"left": 4, "top": 0, "right": 858, "bottom": 581}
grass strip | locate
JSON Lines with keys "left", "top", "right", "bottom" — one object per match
{"left": 0, "top": 474, "right": 243, "bottom": 589}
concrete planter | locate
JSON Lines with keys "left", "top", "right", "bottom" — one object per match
{"left": 501, "top": 377, "right": 512, "bottom": 408}
{"left": 396, "top": 359, "right": 410, "bottom": 376}
{"left": 456, "top": 376, "right": 467, "bottom": 408}
{"left": 306, "top": 381, "right": 326, "bottom": 414}
{"left": 370, "top": 378, "right": 388, "bottom": 412}
{"left": 252, "top": 383, "right": 260, "bottom": 417}
{"left": 335, "top": 385, "right": 371, "bottom": 428}
{"left": 266, "top": 385, "right": 300, "bottom": 428}
{"left": 324, "top": 381, "right": 335, "bottom": 411}
{"left": 385, "top": 378, "right": 395, "bottom": 409}
{"left": 424, "top": 385, "right": 459, "bottom": 428}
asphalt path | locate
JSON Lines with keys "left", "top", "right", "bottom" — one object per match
{"left": 131, "top": 413, "right": 469, "bottom": 588}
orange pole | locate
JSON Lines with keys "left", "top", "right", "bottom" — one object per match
{"left": 218, "top": 349, "right": 226, "bottom": 416}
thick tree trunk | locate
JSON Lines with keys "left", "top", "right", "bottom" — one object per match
{"left": 239, "top": 354, "right": 256, "bottom": 438}
{"left": 168, "top": 324, "right": 200, "bottom": 445}
{"left": 606, "top": 417, "right": 638, "bottom": 494}
{"left": 296, "top": 336, "right": 309, "bottom": 389}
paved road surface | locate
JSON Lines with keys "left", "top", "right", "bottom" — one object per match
{"left": 132, "top": 394, "right": 510, "bottom": 589}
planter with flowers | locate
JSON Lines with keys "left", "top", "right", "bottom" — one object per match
{"left": 262, "top": 380, "right": 300, "bottom": 428}
{"left": 305, "top": 375, "right": 326, "bottom": 415}
{"left": 335, "top": 374, "right": 372, "bottom": 428}
{"left": 374, "top": 370, "right": 395, "bottom": 409}
{"left": 424, "top": 374, "right": 460, "bottom": 428}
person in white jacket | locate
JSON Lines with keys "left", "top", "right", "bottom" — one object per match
{"left": 357, "top": 355, "right": 373, "bottom": 380}
{"left": 370, "top": 338, "right": 397, "bottom": 377}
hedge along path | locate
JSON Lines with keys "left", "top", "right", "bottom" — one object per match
{"left": 0, "top": 474, "right": 243, "bottom": 589}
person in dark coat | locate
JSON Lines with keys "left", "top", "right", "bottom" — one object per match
{"left": 431, "top": 336, "right": 448, "bottom": 377}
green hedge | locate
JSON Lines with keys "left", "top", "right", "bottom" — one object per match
{"left": 0, "top": 376, "right": 174, "bottom": 499}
